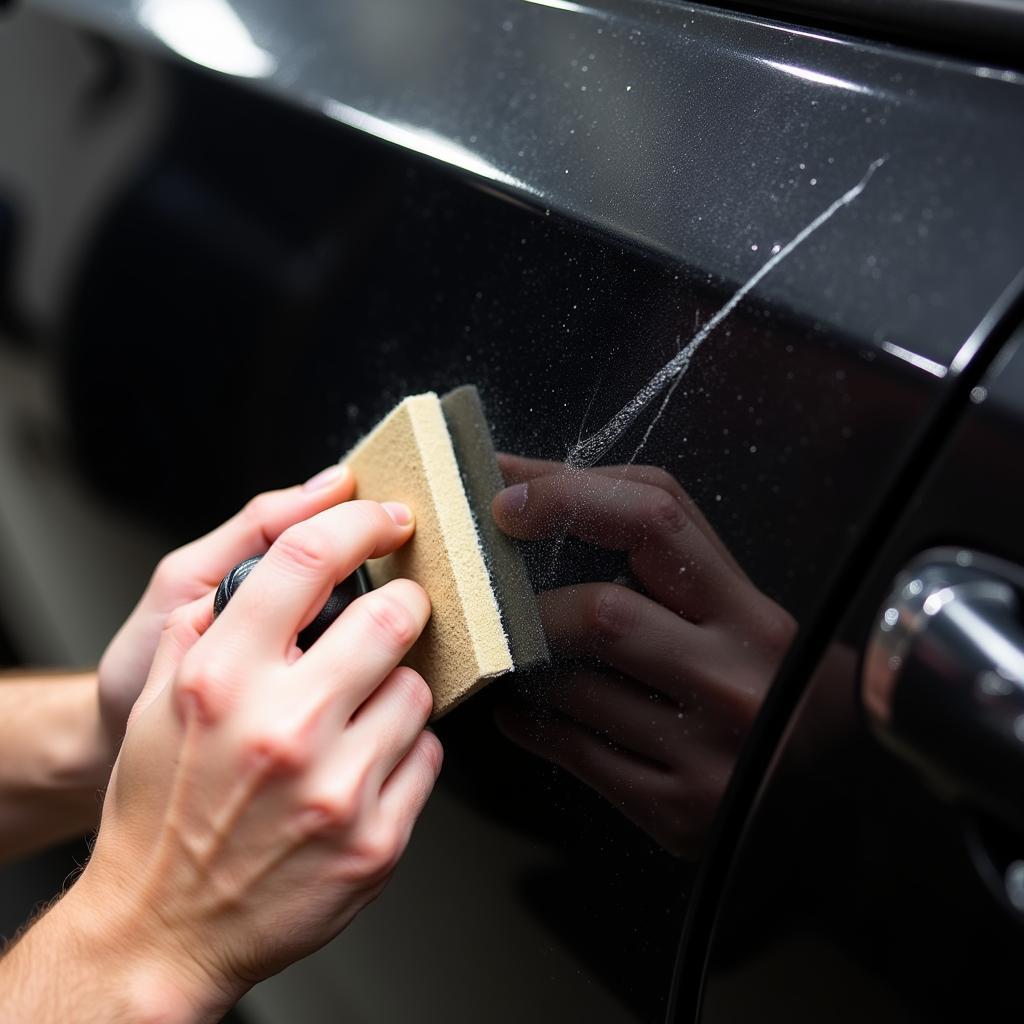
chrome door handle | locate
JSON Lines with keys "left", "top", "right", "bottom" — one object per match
{"left": 863, "top": 549, "right": 1024, "bottom": 831}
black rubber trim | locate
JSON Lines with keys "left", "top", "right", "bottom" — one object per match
{"left": 667, "top": 262, "right": 1024, "bottom": 1023}
{"left": 715, "top": 0, "right": 1024, "bottom": 66}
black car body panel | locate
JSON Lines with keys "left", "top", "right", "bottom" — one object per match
{"left": 1, "top": 1, "right": 1022, "bottom": 1021}
{"left": 695, "top": 326, "right": 1024, "bottom": 1022}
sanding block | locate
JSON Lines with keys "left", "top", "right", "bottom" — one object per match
{"left": 215, "top": 386, "right": 548, "bottom": 718}
{"left": 347, "top": 385, "right": 548, "bottom": 716}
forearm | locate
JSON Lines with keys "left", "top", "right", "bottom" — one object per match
{"left": 0, "top": 888, "right": 228, "bottom": 1024}
{"left": 0, "top": 671, "right": 111, "bottom": 863}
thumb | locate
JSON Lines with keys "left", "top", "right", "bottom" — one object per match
{"left": 128, "top": 592, "right": 215, "bottom": 726}
{"left": 170, "top": 465, "right": 356, "bottom": 594}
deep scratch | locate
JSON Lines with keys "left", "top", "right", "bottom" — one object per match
{"left": 565, "top": 156, "right": 888, "bottom": 470}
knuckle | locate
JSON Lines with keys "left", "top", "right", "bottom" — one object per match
{"left": 152, "top": 551, "right": 185, "bottom": 589}
{"left": 644, "top": 466, "right": 680, "bottom": 495}
{"left": 758, "top": 605, "right": 796, "bottom": 657}
{"left": 174, "top": 650, "right": 209, "bottom": 695}
{"left": 394, "top": 669, "right": 433, "bottom": 718}
{"left": 364, "top": 593, "right": 420, "bottom": 651}
{"left": 588, "top": 584, "right": 640, "bottom": 645}
{"left": 162, "top": 604, "right": 193, "bottom": 638}
{"left": 721, "top": 680, "right": 762, "bottom": 734}
{"left": 241, "top": 492, "right": 274, "bottom": 528}
{"left": 273, "top": 522, "right": 334, "bottom": 575}
{"left": 647, "top": 489, "right": 686, "bottom": 536}
{"left": 243, "top": 723, "right": 311, "bottom": 775}
{"left": 351, "top": 824, "right": 402, "bottom": 878}
{"left": 173, "top": 652, "right": 232, "bottom": 722}
{"left": 420, "top": 731, "right": 444, "bottom": 776}
{"left": 302, "top": 788, "right": 360, "bottom": 832}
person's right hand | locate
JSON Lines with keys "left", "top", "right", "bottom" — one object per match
{"left": 59, "top": 499, "right": 442, "bottom": 1021}
{"left": 97, "top": 464, "right": 357, "bottom": 746}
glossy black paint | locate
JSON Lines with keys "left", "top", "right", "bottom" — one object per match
{"left": 1, "top": 1, "right": 1023, "bottom": 1021}
{"left": 696, "top": 328, "right": 1024, "bottom": 1022}
{"left": 35, "top": 0, "right": 1024, "bottom": 370}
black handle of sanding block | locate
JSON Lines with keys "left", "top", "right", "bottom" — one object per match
{"left": 214, "top": 556, "right": 371, "bottom": 651}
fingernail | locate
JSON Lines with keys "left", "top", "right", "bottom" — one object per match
{"left": 303, "top": 464, "right": 347, "bottom": 492}
{"left": 494, "top": 482, "right": 528, "bottom": 516}
{"left": 382, "top": 501, "right": 413, "bottom": 526}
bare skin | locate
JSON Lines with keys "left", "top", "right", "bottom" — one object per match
{"left": 0, "top": 670, "right": 108, "bottom": 862}
{"left": 0, "top": 463, "right": 358, "bottom": 864}
{"left": 0, "top": 470, "right": 442, "bottom": 1024}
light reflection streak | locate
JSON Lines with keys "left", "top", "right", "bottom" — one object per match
{"left": 756, "top": 22, "right": 852, "bottom": 46}
{"left": 138, "top": 0, "right": 276, "bottom": 78}
{"left": 320, "top": 100, "right": 540, "bottom": 195}
{"left": 521, "top": 0, "right": 605, "bottom": 15}
{"left": 763, "top": 60, "right": 871, "bottom": 95}
{"left": 974, "top": 66, "right": 1024, "bottom": 85}
{"left": 880, "top": 341, "right": 948, "bottom": 378}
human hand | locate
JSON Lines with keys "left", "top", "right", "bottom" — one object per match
{"left": 98, "top": 464, "right": 355, "bottom": 746}
{"left": 64, "top": 499, "right": 441, "bottom": 1021}
{"left": 492, "top": 455, "right": 794, "bottom": 857}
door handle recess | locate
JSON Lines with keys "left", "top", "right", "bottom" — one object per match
{"left": 863, "top": 548, "right": 1024, "bottom": 833}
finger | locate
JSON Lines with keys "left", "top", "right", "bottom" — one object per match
{"left": 496, "top": 452, "right": 564, "bottom": 484}
{"left": 595, "top": 468, "right": 746, "bottom": 580}
{"left": 496, "top": 702, "right": 721, "bottom": 856}
{"left": 494, "top": 702, "right": 668, "bottom": 822}
{"left": 539, "top": 584, "right": 713, "bottom": 697}
{"left": 497, "top": 454, "right": 746, "bottom": 582}
{"left": 211, "top": 500, "right": 415, "bottom": 662}
{"left": 377, "top": 730, "right": 443, "bottom": 831}
{"left": 537, "top": 670, "right": 684, "bottom": 766}
{"left": 158, "top": 465, "right": 357, "bottom": 597}
{"left": 542, "top": 584, "right": 771, "bottom": 730}
{"left": 342, "top": 668, "right": 434, "bottom": 787}
{"left": 500, "top": 452, "right": 692, "bottom": 500}
{"left": 494, "top": 473, "right": 744, "bottom": 620}
{"left": 130, "top": 592, "right": 215, "bottom": 723}
{"left": 296, "top": 579, "right": 431, "bottom": 720}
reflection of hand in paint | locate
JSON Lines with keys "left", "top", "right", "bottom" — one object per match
{"left": 491, "top": 455, "right": 795, "bottom": 858}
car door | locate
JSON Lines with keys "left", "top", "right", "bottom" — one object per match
{"left": 1, "top": 1, "right": 1023, "bottom": 1021}
{"left": 691, "top": 326, "right": 1024, "bottom": 1024}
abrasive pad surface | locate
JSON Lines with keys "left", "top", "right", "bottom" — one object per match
{"left": 345, "top": 393, "right": 513, "bottom": 717}
{"left": 441, "top": 386, "right": 548, "bottom": 676}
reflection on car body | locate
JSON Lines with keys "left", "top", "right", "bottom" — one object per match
{"left": 494, "top": 456, "right": 794, "bottom": 857}
{"left": 1, "top": 0, "right": 1024, "bottom": 1020}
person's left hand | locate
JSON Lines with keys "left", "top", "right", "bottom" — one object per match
{"left": 97, "top": 464, "right": 355, "bottom": 746}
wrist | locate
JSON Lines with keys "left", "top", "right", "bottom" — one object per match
{"left": 0, "top": 671, "right": 112, "bottom": 862}
{"left": 24, "top": 671, "right": 111, "bottom": 791}
{"left": 49, "top": 879, "right": 241, "bottom": 1024}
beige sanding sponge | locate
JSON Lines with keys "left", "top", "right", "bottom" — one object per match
{"left": 345, "top": 389, "right": 546, "bottom": 718}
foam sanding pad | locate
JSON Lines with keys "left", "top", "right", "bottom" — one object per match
{"left": 344, "top": 387, "right": 547, "bottom": 718}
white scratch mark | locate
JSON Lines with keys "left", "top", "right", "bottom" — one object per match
{"left": 565, "top": 155, "right": 888, "bottom": 470}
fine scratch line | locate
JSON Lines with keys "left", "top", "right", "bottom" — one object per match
{"left": 565, "top": 155, "right": 888, "bottom": 470}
